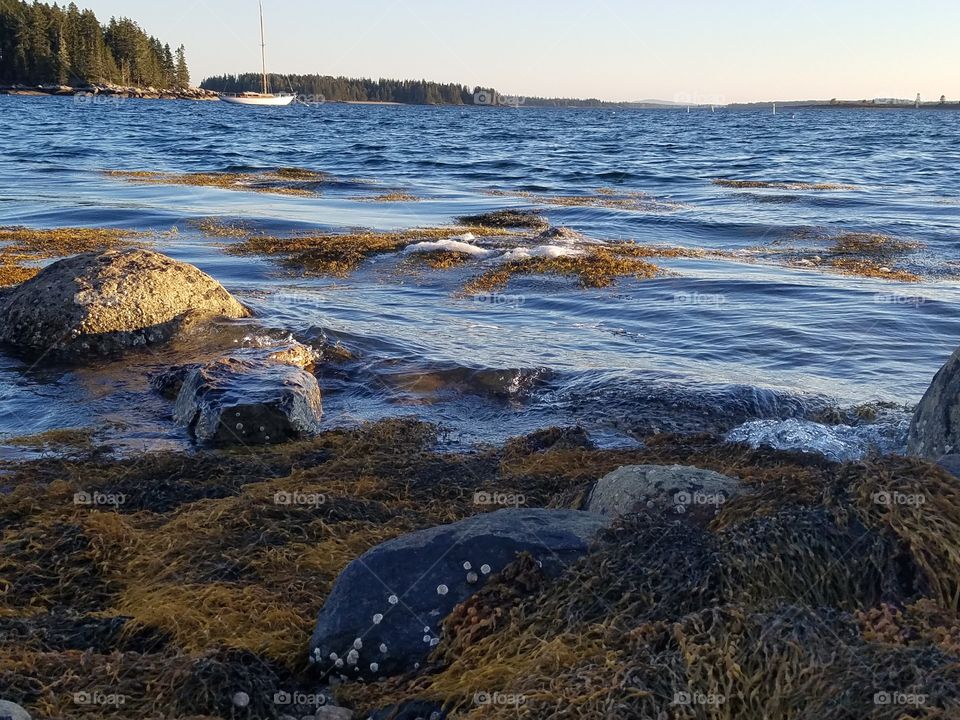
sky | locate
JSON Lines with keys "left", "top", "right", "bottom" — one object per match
{"left": 78, "top": 0, "right": 960, "bottom": 103}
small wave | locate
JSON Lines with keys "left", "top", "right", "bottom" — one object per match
{"left": 725, "top": 416, "right": 909, "bottom": 462}
{"left": 379, "top": 366, "right": 552, "bottom": 401}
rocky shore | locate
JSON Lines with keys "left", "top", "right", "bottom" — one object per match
{"left": 1, "top": 249, "right": 960, "bottom": 719}
{"left": 0, "top": 83, "right": 219, "bottom": 101}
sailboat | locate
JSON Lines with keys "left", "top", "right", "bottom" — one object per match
{"left": 220, "top": 2, "right": 295, "bottom": 106}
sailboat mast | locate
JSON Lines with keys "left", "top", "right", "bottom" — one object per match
{"left": 259, "top": 1, "right": 267, "bottom": 94}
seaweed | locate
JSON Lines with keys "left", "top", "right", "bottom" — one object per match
{"left": 462, "top": 247, "right": 662, "bottom": 292}
{"left": 106, "top": 168, "right": 331, "bottom": 197}
{"left": 225, "top": 226, "right": 510, "bottom": 276}
{"left": 0, "top": 226, "right": 151, "bottom": 287}
{"left": 481, "top": 189, "right": 686, "bottom": 212}
{"left": 455, "top": 210, "right": 548, "bottom": 229}
{"left": 4, "top": 426, "right": 960, "bottom": 718}
{"left": 360, "top": 192, "right": 421, "bottom": 202}
{"left": 714, "top": 178, "right": 858, "bottom": 191}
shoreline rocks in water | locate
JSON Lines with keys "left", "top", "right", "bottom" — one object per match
{"left": 908, "top": 346, "right": 960, "bottom": 459}
{"left": 0, "top": 82, "right": 219, "bottom": 101}
{"left": 0, "top": 249, "right": 249, "bottom": 358}
{"left": 173, "top": 353, "right": 324, "bottom": 446}
{"left": 308, "top": 508, "right": 610, "bottom": 680}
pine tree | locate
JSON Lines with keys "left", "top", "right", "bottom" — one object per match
{"left": 174, "top": 44, "right": 188, "bottom": 89}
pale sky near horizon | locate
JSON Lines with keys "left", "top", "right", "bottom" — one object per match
{"left": 77, "top": 0, "right": 959, "bottom": 103}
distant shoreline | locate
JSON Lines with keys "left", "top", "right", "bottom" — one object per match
{"left": 5, "top": 85, "right": 960, "bottom": 112}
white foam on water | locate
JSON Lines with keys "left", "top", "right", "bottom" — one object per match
{"left": 500, "top": 245, "right": 584, "bottom": 261}
{"left": 725, "top": 416, "right": 909, "bottom": 463}
{"left": 403, "top": 236, "right": 493, "bottom": 257}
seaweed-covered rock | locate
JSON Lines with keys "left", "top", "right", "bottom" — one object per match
{"left": 586, "top": 464, "right": 742, "bottom": 520}
{"left": 0, "top": 700, "right": 31, "bottom": 720}
{"left": 909, "top": 348, "right": 960, "bottom": 458}
{"left": 308, "top": 508, "right": 609, "bottom": 681}
{"left": 0, "top": 249, "right": 249, "bottom": 358}
{"left": 174, "top": 357, "right": 323, "bottom": 445}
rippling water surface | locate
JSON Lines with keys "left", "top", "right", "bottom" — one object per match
{"left": 1, "top": 96, "right": 959, "bottom": 457}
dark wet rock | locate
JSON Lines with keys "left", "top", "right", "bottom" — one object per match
{"left": 586, "top": 464, "right": 742, "bottom": 521}
{"left": 0, "top": 249, "right": 249, "bottom": 358}
{"left": 537, "top": 226, "right": 586, "bottom": 242}
{"left": 308, "top": 508, "right": 609, "bottom": 681}
{"left": 0, "top": 700, "right": 31, "bottom": 720}
{"left": 313, "top": 707, "right": 354, "bottom": 720}
{"left": 151, "top": 340, "right": 319, "bottom": 399}
{"left": 151, "top": 363, "right": 199, "bottom": 399}
{"left": 936, "top": 454, "right": 960, "bottom": 478}
{"left": 908, "top": 348, "right": 960, "bottom": 458}
{"left": 174, "top": 356, "right": 323, "bottom": 445}
{"left": 369, "top": 701, "right": 445, "bottom": 720}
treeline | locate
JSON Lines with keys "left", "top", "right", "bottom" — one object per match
{"left": 521, "top": 96, "right": 641, "bottom": 108}
{"left": 0, "top": 0, "right": 190, "bottom": 88}
{"left": 201, "top": 73, "right": 477, "bottom": 104}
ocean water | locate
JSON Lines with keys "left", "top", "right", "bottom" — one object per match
{"left": 1, "top": 95, "right": 959, "bottom": 457}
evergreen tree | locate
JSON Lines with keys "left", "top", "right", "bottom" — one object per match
{"left": 0, "top": 1, "right": 188, "bottom": 88}
{"left": 174, "top": 44, "right": 188, "bottom": 89}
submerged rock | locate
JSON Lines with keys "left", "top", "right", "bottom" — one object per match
{"left": 0, "top": 249, "right": 249, "bottom": 358}
{"left": 908, "top": 348, "right": 960, "bottom": 458}
{"left": 308, "top": 508, "right": 609, "bottom": 681}
{"left": 174, "top": 356, "right": 323, "bottom": 445}
{"left": 586, "top": 464, "right": 742, "bottom": 520}
{"left": 151, "top": 340, "right": 319, "bottom": 399}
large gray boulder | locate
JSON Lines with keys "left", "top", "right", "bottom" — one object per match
{"left": 0, "top": 249, "right": 249, "bottom": 358}
{"left": 174, "top": 355, "right": 323, "bottom": 445}
{"left": 908, "top": 348, "right": 960, "bottom": 458}
{"left": 308, "top": 508, "right": 609, "bottom": 681}
{"left": 586, "top": 464, "right": 742, "bottom": 520}
{"left": 0, "top": 700, "right": 31, "bottom": 720}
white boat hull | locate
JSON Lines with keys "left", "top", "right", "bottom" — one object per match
{"left": 220, "top": 93, "right": 295, "bottom": 106}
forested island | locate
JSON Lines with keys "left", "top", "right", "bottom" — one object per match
{"left": 200, "top": 72, "right": 667, "bottom": 107}
{"left": 0, "top": 0, "right": 190, "bottom": 90}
